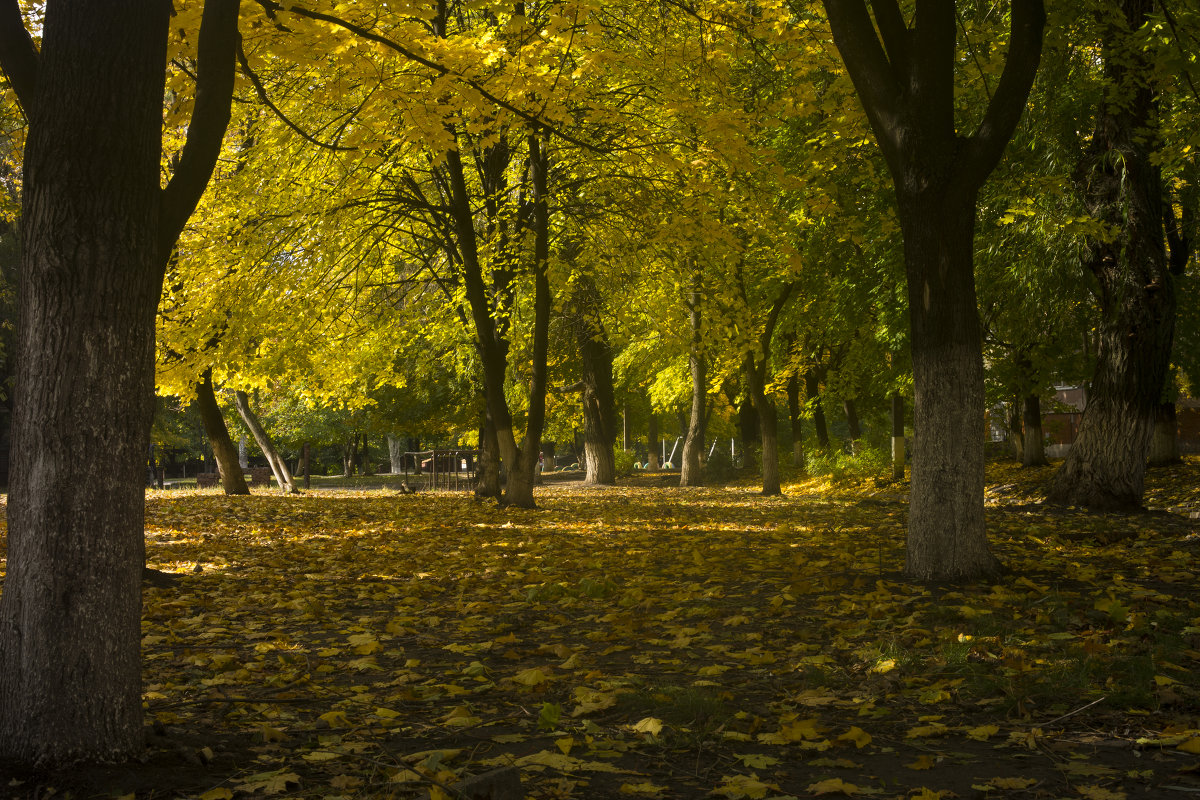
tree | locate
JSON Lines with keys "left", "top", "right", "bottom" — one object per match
{"left": 820, "top": 0, "right": 1045, "bottom": 580}
{"left": 0, "top": 0, "right": 240, "bottom": 767}
{"left": 195, "top": 368, "right": 251, "bottom": 495}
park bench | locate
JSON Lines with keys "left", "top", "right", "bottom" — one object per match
{"left": 195, "top": 467, "right": 275, "bottom": 489}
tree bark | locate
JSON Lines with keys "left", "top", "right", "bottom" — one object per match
{"left": 646, "top": 410, "right": 660, "bottom": 471}
{"left": 0, "top": 0, "right": 239, "bottom": 767}
{"left": 1147, "top": 401, "right": 1180, "bottom": 467}
{"left": 823, "top": 0, "right": 1043, "bottom": 580}
{"left": 1046, "top": 0, "right": 1173, "bottom": 510}
{"left": 1021, "top": 394, "right": 1048, "bottom": 467}
{"left": 388, "top": 435, "right": 404, "bottom": 473}
{"left": 805, "top": 372, "right": 830, "bottom": 450}
{"left": 843, "top": 398, "right": 861, "bottom": 450}
{"left": 788, "top": 372, "right": 804, "bottom": 470}
{"left": 194, "top": 368, "right": 250, "bottom": 495}
{"left": 891, "top": 392, "right": 905, "bottom": 481}
{"left": 475, "top": 412, "right": 502, "bottom": 498}
{"left": 1007, "top": 395, "right": 1024, "bottom": 460}
{"left": 744, "top": 356, "right": 781, "bottom": 495}
{"left": 681, "top": 270, "right": 706, "bottom": 486}
{"left": 573, "top": 274, "right": 616, "bottom": 485}
{"left": 234, "top": 390, "right": 297, "bottom": 493}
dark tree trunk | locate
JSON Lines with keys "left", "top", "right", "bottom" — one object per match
{"left": 744, "top": 356, "right": 781, "bottom": 495}
{"left": 646, "top": 409, "right": 660, "bottom": 471}
{"left": 342, "top": 438, "right": 356, "bottom": 477}
{"left": 1021, "top": 394, "right": 1048, "bottom": 467}
{"left": 1147, "top": 401, "right": 1180, "bottom": 467}
{"left": 788, "top": 372, "right": 804, "bottom": 470}
{"left": 1047, "top": 0, "right": 1173, "bottom": 510}
{"left": 843, "top": 398, "right": 861, "bottom": 448}
{"left": 475, "top": 411, "right": 502, "bottom": 498}
{"left": 360, "top": 433, "right": 372, "bottom": 475}
{"left": 1007, "top": 395, "right": 1024, "bottom": 460}
{"left": 234, "top": 390, "right": 296, "bottom": 493}
{"left": 195, "top": 368, "right": 250, "bottom": 495}
{"left": 823, "top": 0, "right": 1043, "bottom": 580}
{"left": 302, "top": 442, "right": 311, "bottom": 489}
{"left": 681, "top": 270, "right": 706, "bottom": 486}
{"left": 543, "top": 440, "right": 556, "bottom": 471}
{"left": 805, "top": 372, "right": 830, "bottom": 450}
{"left": 0, "top": 0, "right": 239, "bottom": 767}
{"left": 574, "top": 274, "right": 616, "bottom": 485}
{"left": 738, "top": 397, "right": 760, "bottom": 471}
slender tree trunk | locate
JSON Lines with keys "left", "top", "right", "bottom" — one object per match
{"left": 1047, "top": 0, "right": 1173, "bottom": 510}
{"left": 302, "top": 443, "right": 311, "bottom": 489}
{"left": 1007, "top": 395, "right": 1024, "bottom": 460}
{"left": 233, "top": 390, "right": 296, "bottom": 493}
{"left": 805, "top": 372, "right": 830, "bottom": 450}
{"left": 744, "top": 356, "right": 780, "bottom": 495}
{"left": 681, "top": 270, "right": 706, "bottom": 486}
{"left": 543, "top": 440, "right": 556, "bottom": 471}
{"left": 194, "top": 368, "right": 249, "bottom": 495}
{"left": 0, "top": 0, "right": 239, "bottom": 767}
{"left": 738, "top": 397, "right": 760, "bottom": 472}
{"left": 647, "top": 410, "right": 660, "bottom": 471}
{"left": 891, "top": 393, "right": 905, "bottom": 481}
{"left": 1021, "top": 394, "right": 1048, "bottom": 467}
{"left": 361, "top": 433, "right": 372, "bottom": 475}
{"left": 1147, "top": 401, "right": 1181, "bottom": 467}
{"left": 788, "top": 373, "right": 804, "bottom": 470}
{"left": 844, "top": 398, "right": 861, "bottom": 450}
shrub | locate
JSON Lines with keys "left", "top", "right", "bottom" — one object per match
{"left": 615, "top": 449, "right": 637, "bottom": 478}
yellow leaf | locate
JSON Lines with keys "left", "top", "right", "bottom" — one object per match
{"left": 620, "top": 782, "right": 668, "bottom": 796}
{"left": 513, "top": 667, "right": 550, "bottom": 687}
{"left": 905, "top": 755, "right": 935, "bottom": 770}
{"left": 836, "top": 727, "right": 872, "bottom": 748}
{"left": 632, "top": 717, "right": 663, "bottom": 736}
{"left": 909, "top": 789, "right": 945, "bottom": 800}
{"left": 1178, "top": 737, "right": 1200, "bottom": 754}
{"left": 1077, "top": 786, "right": 1126, "bottom": 800}
{"left": 318, "top": 710, "right": 352, "bottom": 728}
{"left": 556, "top": 736, "right": 575, "bottom": 755}
{"left": 985, "top": 777, "right": 1038, "bottom": 789}
{"left": 806, "top": 777, "right": 860, "bottom": 795}
{"left": 256, "top": 725, "right": 289, "bottom": 743}
{"left": 711, "top": 773, "right": 779, "bottom": 799}
{"left": 965, "top": 724, "right": 999, "bottom": 741}
{"left": 199, "top": 790, "right": 233, "bottom": 800}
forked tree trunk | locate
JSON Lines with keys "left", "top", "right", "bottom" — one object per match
{"left": 234, "top": 390, "right": 297, "bottom": 493}
{"left": 1021, "top": 394, "right": 1048, "bottom": 467}
{"left": 1147, "top": 401, "right": 1181, "bottom": 467}
{"left": 195, "top": 368, "right": 250, "bottom": 495}
{"left": 1047, "top": 0, "right": 1173, "bottom": 510}
{"left": 0, "top": 0, "right": 239, "bottom": 767}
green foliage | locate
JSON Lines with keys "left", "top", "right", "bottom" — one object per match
{"left": 614, "top": 448, "right": 637, "bottom": 478}
{"left": 804, "top": 445, "right": 890, "bottom": 483}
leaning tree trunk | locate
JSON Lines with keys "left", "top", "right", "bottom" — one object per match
{"left": 195, "top": 368, "right": 250, "bottom": 495}
{"left": 1147, "top": 401, "right": 1180, "bottom": 467}
{"left": 1046, "top": 0, "right": 1173, "bottom": 510}
{"left": 1021, "top": 394, "right": 1048, "bottom": 467}
{"left": 680, "top": 271, "right": 706, "bottom": 486}
{"left": 234, "top": 390, "right": 297, "bottom": 493}
{"left": 0, "top": 0, "right": 239, "bottom": 767}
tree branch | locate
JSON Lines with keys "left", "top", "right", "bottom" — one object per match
{"left": 0, "top": 0, "right": 37, "bottom": 117}
{"left": 160, "top": 0, "right": 243, "bottom": 263}
{"left": 821, "top": 0, "right": 905, "bottom": 173}
{"left": 961, "top": 0, "right": 1045, "bottom": 188}
{"left": 872, "top": 0, "right": 911, "bottom": 79}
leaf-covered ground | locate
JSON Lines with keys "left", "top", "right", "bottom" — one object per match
{"left": 6, "top": 459, "right": 1200, "bottom": 799}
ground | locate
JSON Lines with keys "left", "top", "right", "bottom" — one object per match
{"left": 3, "top": 458, "right": 1200, "bottom": 799}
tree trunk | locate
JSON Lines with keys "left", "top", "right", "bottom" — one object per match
{"left": 1007, "top": 395, "right": 1024, "bottom": 460}
{"left": 543, "top": 440, "right": 556, "bottom": 471}
{"left": 681, "top": 271, "right": 706, "bottom": 486}
{"left": 822, "top": 0, "right": 1043, "bottom": 581}
{"left": 890, "top": 393, "right": 905, "bottom": 481}
{"left": 744, "top": 356, "right": 781, "bottom": 496}
{"left": 1147, "top": 401, "right": 1181, "bottom": 467}
{"left": 1021, "top": 394, "right": 1048, "bottom": 467}
{"left": 843, "top": 398, "right": 861, "bottom": 449}
{"left": 475, "top": 411, "right": 502, "bottom": 498}
{"left": 788, "top": 373, "right": 804, "bottom": 470}
{"left": 388, "top": 435, "right": 404, "bottom": 474}
{"left": 646, "top": 411, "right": 660, "bottom": 471}
{"left": 1046, "top": 0, "right": 1173, "bottom": 510}
{"left": 738, "top": 397, "right": 760, "bottom": 472}
{"left": 360, "top": 433, "right": 372, "bottom": 475}
{"left": 233, "top": 390, "right": 297, "bottom": 493}
{"left": 302, "top": 442, "right": 311, "bottom": 489}
{"left": 900, "top": 200, "right": 999, "bottom": 580}
{"left": 0, "top": 0, "right": 239, "bottom": 767}
{"left": 805, "top": 372, "right": 830, "bottom": 450}
{"left": 194, "top": 368, "right": 250, "bottom": 495}
{"left": 574, "top": 274, "right": 616, "bottom": 485}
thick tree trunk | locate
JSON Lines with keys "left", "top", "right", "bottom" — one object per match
{"left": 194, "top": 368, "right": 250, "bottom": 495}
{"left": 475, "top": 413, "right": 502, "bottom": 498}
{"left": 0, "top": 0, "right": 239, "bottom": 767}
{"left": 646, "top": 411, "right": 660, "bottom": 471}
{"left": 543, "top": 440, "right": 556, "bottom": 471}
{"left": 1021, "top": 394, "right": 1048, "bottom": 467}
{"left": 901, "top": 200, "right": 999, "bottom": 581}
{"left": 788, "top": 373, "right": 804, "bottom": 470}
{"left": 1047, "top": 0, "right": 1173, "bottom": 510}
{"left": 1148, "top": 402, "right": 1180, "bottom": 467}
{"left": 1007, "top": 396, "right": 1024, "bottom": 460}
{"left": 805, "top": 372, "right": 830, "bottom": 450}
{"left": 388, "top": 435, "right": 404, "bottom": 473}
{"left": 574, "top": 275, "right": 616, "bottom": 485}
{"left": 680, "top": 272, "right": 706, "bottom": 486}
{"left": 234, "top": 390, "right": 297, "bottom": 493}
